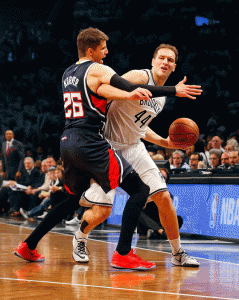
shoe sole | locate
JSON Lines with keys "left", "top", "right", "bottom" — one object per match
{"left": 171, "top": 260, "right": 200, "bottom": 267}
{"left": 14, "top": 251, "right": 45, "bottom": 262}
{"left": 111, "top": 264, "right": 156, "bottom": 271}
{"left": 72, "top": 253, "right": 89, "bottom": 263}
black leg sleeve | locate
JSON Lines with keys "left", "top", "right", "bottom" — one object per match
{"left": 116, "top": 171, "right": 149, "bottom": 255}
{"left": 25, "top": 194, "right": 80, "bottom": 250}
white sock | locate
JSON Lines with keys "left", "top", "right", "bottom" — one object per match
{"left": 75, "top": 229, "right": 88, "bottom": 240}
{"left": 169, "top": 237, "right": 181, "bottom": 255}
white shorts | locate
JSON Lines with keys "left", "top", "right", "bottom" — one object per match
{"left": 80, "top": 141, "right": 167, "bottom": 207}
{"left": 117, "top": 141, "right": 167, "bottom": 196}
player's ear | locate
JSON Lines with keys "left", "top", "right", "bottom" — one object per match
{"left": 172, "top": 64, "right": 176, "bottom": 72}
{"left": 86, "top": 47, "right": 94, "bottom": 57}
{"left": 151, "top": 57, "right": 155, "bottom": 67}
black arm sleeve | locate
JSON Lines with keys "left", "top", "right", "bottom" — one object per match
{"left": 110, "top": 74, "right": 176, "bottom": 97}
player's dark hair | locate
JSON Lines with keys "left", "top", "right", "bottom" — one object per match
{"left": 153, "top": 44, "right": 178, "bottom": 62}
{"left": 77, "top": 27, "right": 109, "bottom": 58}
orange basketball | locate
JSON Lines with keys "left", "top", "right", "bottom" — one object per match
{"left": 169, "top": 118, "right": 199, "bottom": 148}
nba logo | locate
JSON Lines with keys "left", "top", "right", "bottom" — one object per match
{"left": 209, "top": 193, "right": 218, "bottom": 229}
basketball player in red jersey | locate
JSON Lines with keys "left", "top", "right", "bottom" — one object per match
{"left": 14, "top": 28, "right": 201, "bottom": 270}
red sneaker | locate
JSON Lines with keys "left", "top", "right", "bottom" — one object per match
{"left": 111, "top": 249, "right": 156, "bottom": 270}
{"left": 14, "top": 241, "right": 45, "bottom": 262}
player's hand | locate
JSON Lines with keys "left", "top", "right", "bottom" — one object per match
{"left": 165, "top": 136, "right": 188, "bottom": 150}
{"left": 175, "top": 76, "right": 203, "bottom": 99}
{"left": 127, "top": 88, "right": 152, "bottom": 101}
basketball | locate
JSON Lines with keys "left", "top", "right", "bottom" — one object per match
{"left": 169, "top": 118, "right": 199, "bottom": 148}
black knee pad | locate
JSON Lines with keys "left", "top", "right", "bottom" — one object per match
{"left": 177, "top": 215, "right": 183, "bottom": 229}
{"left": 120, "top": 171, "right": 150, "bottom": 205}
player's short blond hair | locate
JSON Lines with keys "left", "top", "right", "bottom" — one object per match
{"left": 77, "top": 27, "right": 109, "bottom": 58}
{"left": 153, "top": 44, "right": 178, "bottom": 62}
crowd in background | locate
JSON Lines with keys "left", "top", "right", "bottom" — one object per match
{"left": 0, "top": 8, "right": 238, "bottom": 144}
{"left": 147, "top": 133, "right": 239, "bottom": 172}
{"left": 0, "top": 129, "right": 67, "bottom": 218}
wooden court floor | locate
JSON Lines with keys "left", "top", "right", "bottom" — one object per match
{"left": 1, "top": 219, "right": 239, "bottom": 300}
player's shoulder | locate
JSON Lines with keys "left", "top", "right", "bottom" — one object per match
{"left": 122, "top": 69, "right": 149, "bottom": 84}
{"left": 90, "top": 62, "right": 113, "bottom": 72}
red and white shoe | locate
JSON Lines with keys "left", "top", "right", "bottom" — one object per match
{"left": 14, "top": 241, "right": 45, "bottom": 262}
{"left": 111, "top": 249, "right": 156, "bottom": 270}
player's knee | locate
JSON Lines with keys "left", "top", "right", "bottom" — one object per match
{"left": 154, "top": 191, "right": 174, "bottom": 210}
{"left": 120, "top": 170, "right": 150, "bottom": 199}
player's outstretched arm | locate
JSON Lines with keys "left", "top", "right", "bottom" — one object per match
{"left": 97, "top": 84, "right": 152, "bottom": 101}
{"left": 175, "top": 76, "right": 203, "bottom": 99}
{"left": 89, "top": 64, "right": 200, "bottom": 99}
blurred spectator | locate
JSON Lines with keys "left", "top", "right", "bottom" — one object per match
{"left": 19, "top": 166, "right": 66, "bottom": 220}
{"left": 229, "top": 150, "right": 239, "bottom": 167}
{"left": 165, "top": 148, "right": 174, "bottom": 160}
{"left": 26, "top": 148, "right": 35, "bottom": 159}
{"left": 137, "top": 195, "right": 183, "bottom": 240}
{"left": 156, "top": 147, "right": 166, "bottom": 160}
{"left": 56, "top": 158, "right": 63, "bottom": 166}
{"left": 225, "top": 138, "right": 239, "bottom": 152}
{"left": 185, "top": 145, "right": 195, "bottom": 165}
{"left": 151, "top": 154, "right": 164, "bottom": 161}
{"left": 189, "top": 153, "right": 201, "bottom": 170}
{"left": 146, "top": 145, "right": 159, "bottom": 158}
{"left": 209, "top": 149, "right": 222, "bottom": 169}
{"left": 1, "top": 130, "right": 25, "bottom": 180}
{"left": 45, "top": 156, "right": 57, "bottom": 170}
{"left": 170, "top": 150, "right": 190, "bottom": 170}
{"left": 34, "top": 160, "right": 42, "bottom": 171}
{"left": 168, "top": 154, "right": 173, "bottom": 168}
{"left": 30, "top": 159, "right": 51, "bottom": 195}
{"left": 197, "top": 161, "right": 205, "bottom": 169}
{"left": 205, "top": 135, "right": 224, "bottom": 167}
{"left": 35, "top": 146, "right": 45, "bottom": 161}
{"left": 8, "top": 157, "right": 43, "bottom": 216}
{"left": 194, "top": 139, "right": 209, "bottom": 168}
{"left": 211, "top": 135, "right": 225, "bottom": 152}
{"left": 228, "top": 130, "right": 239, "bottom": 143}
{"left": 219, "top": 151, "right": 230, "bottom": 169}
{"left": 221, "top": 152, "right": 229, "bottom": 164}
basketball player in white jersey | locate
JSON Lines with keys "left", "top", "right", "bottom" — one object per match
{"left": 73, "top": 44, "right": 201, "bottom": 268}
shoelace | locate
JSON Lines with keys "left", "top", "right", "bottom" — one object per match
{"left": 131, "top": 251, "right": 150, "bottom": 263}
{"left": 131, "top": 252, "right": 143, "bottom": 262}
{"left": 30, "top": 249, "right": 41, "bottom": 257}
{"left": 173, "top": 247, "right": 185, "bottom": 257}
{"left": 77, "top": 241, "right": 90, "bottom": 255}
{"left": 174, "top": 249, "right": 195, "bottom": 260}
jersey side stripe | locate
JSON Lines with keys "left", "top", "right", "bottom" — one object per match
{"left": 83, "top": 63, "right": 105, "bottom": 118}
{"left": 111, "top": 149, "right": 123, "bottom": 184}
{"left": 104, "top": 136, "right": 123, "bottom": 184}
{"left": 108, "top": 148, "right": 121, "bottom": 189}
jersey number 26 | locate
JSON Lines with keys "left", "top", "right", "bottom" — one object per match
{"left": 64, "top": 92, "right": 84, "bottom": 119}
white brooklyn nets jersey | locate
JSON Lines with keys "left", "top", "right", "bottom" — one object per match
{"left": 104, "top": 69, "right": 166, "bottom": 150}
